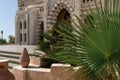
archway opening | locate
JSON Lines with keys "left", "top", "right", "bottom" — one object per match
{"left": 57, "top": 9, "right": 70, "bottom": 23}
{"left": 52, "top": 9, "right": 71, "bottom": 40}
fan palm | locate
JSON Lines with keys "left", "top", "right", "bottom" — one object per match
{"left": 37, "top": 21, "right": 64, "bottom": 54}
{"left": 51, "top": 0, "right": 120, "bottom": 80}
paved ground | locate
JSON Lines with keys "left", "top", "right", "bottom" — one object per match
{"left": 0, "top": 45, "right": 37, "bottom": 54}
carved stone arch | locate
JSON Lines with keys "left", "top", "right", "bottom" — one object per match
{"left": 47, "top": 1, "right": 74, "bottom": 30}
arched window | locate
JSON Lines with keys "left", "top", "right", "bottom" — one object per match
{"left": 83, "top": 0, "right": 93, "bottom": 3}
{"left": 20, "top": 33, "right": 22, "bottom": 42}
{"left": 24, "top": 33, "right": 26, "bottom": 42}
{"left": 20, "top": 21, "right": 22, "bottom": 29}
{"left": 24, "top": 21, "right": 26, "bottom": 29}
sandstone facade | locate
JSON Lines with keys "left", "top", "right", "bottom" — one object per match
{"left": 15, "top": 0, "right": 100, "bottom": 45}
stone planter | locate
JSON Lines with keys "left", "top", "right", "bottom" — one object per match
{"left": 0, "top": 60, "right": 15, "bottom": 80}
{"left": 30, "top": 57, "right": 41, "bottom": 67}
{"left": 30, "top": 57, "right": 59, "bottom": 68}
{"left": 30, "top": 57, "right": 47, "bottom": 67}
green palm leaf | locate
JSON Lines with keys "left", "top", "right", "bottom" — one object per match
{"left": 51, "top": 0, "right": 120, "bottom": 80}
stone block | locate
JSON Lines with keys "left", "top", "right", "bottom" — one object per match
{"left": 12, "top": 66, "right": 27, "bottom": 80}
{"left": 30, "top": 57, "right": 41, "bottom": 67}
{"left": 12, "top": 64, "right": 77, "bottom": 80}
{"left": 51, "top": 64, "right": 73, "bottom": 80}
{"left": 27, "top": 68, "right": 51, "bottom": 80}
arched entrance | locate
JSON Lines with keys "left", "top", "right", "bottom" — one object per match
{"left": 57, "top": 9, "right": 70, "bottom": 23}
{"left": 52, "top": 8, "right": 71, "bottom": 42}
{"left": 47, "top": 1, "right": 74, "bottom": 30}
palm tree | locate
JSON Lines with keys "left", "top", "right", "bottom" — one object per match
{"left": 51, "top": 0, "right": 120, "bottom": 80}
{"left": 1, "top": 30, "right": 3, "bottom": 39}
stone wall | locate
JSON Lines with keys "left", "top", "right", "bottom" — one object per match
{"left": 16, "top": 0, "right": 101, "bottom": 45}
{"left": 12, "top": 64, "right": 81, "bottom": 80}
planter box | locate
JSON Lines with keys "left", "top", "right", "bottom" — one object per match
{"left": 30, "top": 57, "right": 59, "bottom": 68}
{"left": 30, "top": 57, "right": 41, "bottom": 67}
{"left": 12, "top": 63, "right": 72, "bottom": 80}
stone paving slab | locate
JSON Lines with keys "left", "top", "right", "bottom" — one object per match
{"left": 0, "top": 45, "right": 37, "bottom": 54}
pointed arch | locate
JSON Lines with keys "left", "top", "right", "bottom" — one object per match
{"left": 47, "top": 1, "right": 75, "bottom": 30}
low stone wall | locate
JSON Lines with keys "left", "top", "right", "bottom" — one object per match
{"left": 12, "top": 64, "right": 75, "bottom": 80}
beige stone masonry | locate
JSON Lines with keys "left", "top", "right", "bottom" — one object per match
{"left": 12, "top": 64, "right": 74, "bottom": 80}
{"left": 16, "top": 0, "right": 101, "bottom": 45}
{"left": 51, "top": 64, "right": 73, "bottom": 80}
{"left": 12, "top": 66, "right": 27, "bottom": 80}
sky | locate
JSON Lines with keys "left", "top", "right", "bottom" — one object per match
{"left": 0, "top": 0, "right": 17, "bottom": 41}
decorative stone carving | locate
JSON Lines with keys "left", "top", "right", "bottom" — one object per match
{"left": 0, "top": 60, "right": 15, "bottom": 80}
{"left": 19, "top": 48, "right": 30, "bottom": 68}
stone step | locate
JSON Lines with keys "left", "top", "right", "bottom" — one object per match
{"left": 0, "top": 51, "right": 33, "bottom": 57}
{"left": 0, "top": 54, "right": 19, "bottom": 69}
{"left": 0, "top": 53, "right": 20, "bottom": 59}
{"left": 0, "top": 57, "right": 19, "bottom": 64}
{"left": 0, "top": 51, "right": 21, "bottom": 55}
{"left": 0, "top": 51, "right": 32, "bottom": 69}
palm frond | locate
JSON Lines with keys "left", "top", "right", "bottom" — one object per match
{"left": 51, "top": 0, "right": 120, "bottom": 80}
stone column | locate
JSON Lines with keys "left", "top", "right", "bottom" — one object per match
{"left": 26, "top": 13, "right": 30, "bottom": 45}
{"left": 15, "top": 13, "right": 21, "bottom": 45}
{"left": 15, "top": 14, "right": 18, "bottom": 44}
{"left": 29, "top": 9, "right": 36, "bottom": 45}
{"left": 43, "top": 1, "right": 48, "bottom": 32}
{"left": 22, "top": 20, "right": 24, "bottom": 45}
